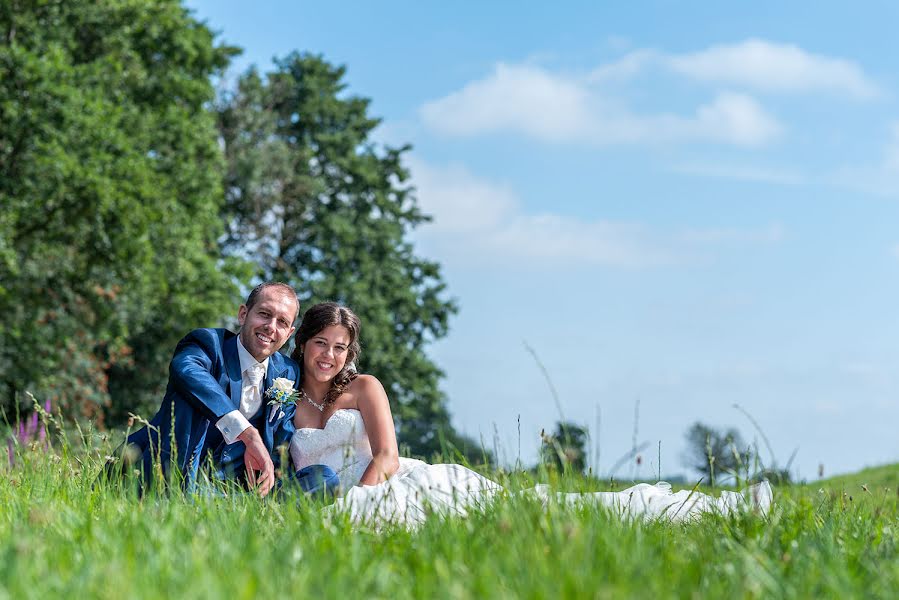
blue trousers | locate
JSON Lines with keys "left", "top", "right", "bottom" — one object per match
{"left": 290, "top": 464, "right": 340, "bottom": 497}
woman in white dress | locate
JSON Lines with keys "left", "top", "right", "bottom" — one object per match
{"left": 288, "top": 303, "right": 772, "bottom": 528}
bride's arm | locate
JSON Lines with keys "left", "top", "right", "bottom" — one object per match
{"left": 354, "top": 375, "right": 400, "bottom": 485}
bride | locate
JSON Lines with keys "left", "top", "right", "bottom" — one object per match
{"left": 288, "top": 303, "right": 772, "bottom": 528}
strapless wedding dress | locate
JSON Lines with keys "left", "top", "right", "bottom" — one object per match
{"left": 289, "top": 409, "right": 773, "bottom": 528}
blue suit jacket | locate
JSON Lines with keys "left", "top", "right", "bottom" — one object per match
{"left": 124, "top": 328, "right": 299, "bottom": 491}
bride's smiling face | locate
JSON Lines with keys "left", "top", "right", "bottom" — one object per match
{"left": 301, "top": 324, "right": 351, "bottom": 384}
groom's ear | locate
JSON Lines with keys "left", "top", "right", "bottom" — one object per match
{"left": 237, "top": 304, "right": 249, "bottom": 326}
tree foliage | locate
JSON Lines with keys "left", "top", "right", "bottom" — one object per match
{"left": 216, "top": 54, "right": 463, "bottom": 458}
{"left": 540, "top": 421, "right": 589, "bottom": 474}
{"left": 0, "top": 1, "right": 242, "bottom": 420}
{"left": 1, "top": 4, "right": 475, "bottom": 460}
{"left": 683, "top": 422, "right": 753, "bottom": 486}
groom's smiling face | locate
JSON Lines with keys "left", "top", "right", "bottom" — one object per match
{"left": 237, "top": 288, "right": 298, "bottom": 362}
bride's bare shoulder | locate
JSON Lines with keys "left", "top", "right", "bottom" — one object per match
{"left": 348, "top": 373, "right": 384, "bottom": 391}
{"left": 347, "top": 374, "right": 387, "bottom": 397}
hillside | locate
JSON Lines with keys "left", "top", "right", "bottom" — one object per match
{"left": 811, "top": 463, "right": 899, "bottom": 494}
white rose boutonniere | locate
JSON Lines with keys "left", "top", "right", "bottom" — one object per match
{"left": 265, "top": 378, "right": 300, "bottom": 422}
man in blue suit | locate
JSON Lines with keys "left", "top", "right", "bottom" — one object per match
{"left": 120, "top": 282, "right": 311, "bottom": 496}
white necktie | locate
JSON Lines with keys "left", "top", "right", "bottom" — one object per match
{"left": 242, "top": 364, "right": 265, "bottom": 417}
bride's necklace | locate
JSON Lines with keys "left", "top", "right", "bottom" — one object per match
{"left": 300, "top": 388, "right": 326, "bottom": 412}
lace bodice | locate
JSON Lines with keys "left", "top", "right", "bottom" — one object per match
{"left": 289, "top": 409, "right": 373, "bottom": 490}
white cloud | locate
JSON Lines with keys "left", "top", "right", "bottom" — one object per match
{"left": 410, "top": 157, "right": 783, "bottom": 268}
{"left": 689, "top": 92, "right": 782, "bottom": 145}
{"left": 410, "top": 158, "right": 677, "bottom": 267}
{"left": 591, "top": 40, "right": 880, "bottom": 99}
{"left": 420, "top": 39, "right": 876, "bottom": 148}
{"left": 667, "top": 39, "right": 880, "bottom": 99}
{"left": 486, "top": 215, "right": 677, "bottom": 267}
{"left": 419, "top": 63, "right": 592, "bottom": 142}
{"left": 408, "top": 157, "right": 516, "bottom": 232}
{"left": 588, "top": 49, "right": 657, "bottom": 83}
{"left": 420, "top": 64, "right": 780, "bottom": 147}
{"left": 891, "top": 243, "right": 899, "bottom": 260}
{"left": 600, "top": 91, "right": 781, "bottom": 146}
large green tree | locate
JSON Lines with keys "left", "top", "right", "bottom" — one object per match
{"left": 216, "top": 54, "right": 474, "bottom": 459}
{"left": 540, "top": 421, "right": 590, "bottom": 474}
{"left": 683, "top": 422, "right": 753, "bottom": 486}
{"left": 0, "top": 1, "right": 242, "bottom": 421}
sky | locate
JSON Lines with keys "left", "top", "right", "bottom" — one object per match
{"left": 185, "top": 0, "right": 899, "bottom": 480}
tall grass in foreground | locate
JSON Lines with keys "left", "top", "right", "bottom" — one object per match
{"left": 3, "top": 434, "right": 898, "bottom": 599}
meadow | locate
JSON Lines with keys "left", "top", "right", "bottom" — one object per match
{"left": 2, "top": 424, "right": 898, "bottom": 600}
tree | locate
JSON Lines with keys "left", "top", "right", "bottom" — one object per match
{"left": 683, "top": 422, "right": 752, "bottom": 486}
{"left": 216, "top": 54, "right": 462, "bottom": 458}
{"left": 540, "top": 421, "right": 589, "bottom": 474}
{"left": 0, "top": 1, "right": 243, "bottom": 422}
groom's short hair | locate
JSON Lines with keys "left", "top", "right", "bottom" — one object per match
{"left": 244, "top": 282, "right": 300, "bottom": 322}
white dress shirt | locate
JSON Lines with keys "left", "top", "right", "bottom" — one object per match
{"left": 215, "top": 336, "right": 270, "bottom": 445}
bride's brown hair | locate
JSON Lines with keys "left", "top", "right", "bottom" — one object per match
{"left": 291, "top": 302, "right": 361, "bottom": 406}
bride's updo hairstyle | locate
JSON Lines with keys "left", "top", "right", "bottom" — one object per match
{"left": 291, "top": 302, "right": 361, "bottom": 406}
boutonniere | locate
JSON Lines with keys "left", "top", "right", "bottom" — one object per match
{"left": 265, "top": 377, "right": 300, "bottom": 421}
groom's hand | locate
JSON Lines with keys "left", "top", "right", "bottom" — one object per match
{"left": 237, "top": 427, "right": 275, "bottom": 497}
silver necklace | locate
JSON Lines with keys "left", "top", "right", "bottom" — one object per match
{"left": 300, "top": 388, "right": 326, "bottom": 412}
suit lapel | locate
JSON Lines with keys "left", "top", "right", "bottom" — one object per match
{"left": 223, "top": 335, "right": 242, "bottom": 412}
{"left": 262, "top": 354, "right": 290, "bottom": 433}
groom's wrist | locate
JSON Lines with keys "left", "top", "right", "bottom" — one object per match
{"left": 216, "top": 410, "right": 252, "bottom": 444}
{"left": 236, "top": 426, "right": 263, "bottom": 447}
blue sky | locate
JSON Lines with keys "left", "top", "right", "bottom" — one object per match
{"left": 186, "top": 0, "right": 899, "bottom": 479}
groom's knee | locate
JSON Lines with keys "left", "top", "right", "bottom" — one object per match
{"left": 293, "top": 464, "right": 340, "bottom": 497}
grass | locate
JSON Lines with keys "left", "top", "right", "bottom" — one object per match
{"left": 813, "top": 463, "right": 899, "bottom": 495}
{"left": 2, "top": 430, "right": 898, "bottom": 599}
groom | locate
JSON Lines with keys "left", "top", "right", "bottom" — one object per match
{"left": 120, "top": 282, "right": 324, "bottom": 497}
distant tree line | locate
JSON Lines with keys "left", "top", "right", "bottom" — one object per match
{"left": 683, "top": 422, "right": 792, "bottom": 486}
{"left": 0, "top": 1, "right": 483, "bottom": 461}
{"left": 537, "top": 418, "right": 792, "bottom": 485}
